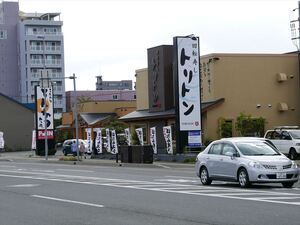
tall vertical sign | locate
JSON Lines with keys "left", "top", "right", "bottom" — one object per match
{"left": 174, "top": 36, "right": 202, "bottom": 153}
{"left": 35, "top": 86, "right": 54, "bottom": 140}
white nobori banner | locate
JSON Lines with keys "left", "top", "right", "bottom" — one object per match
{"left": 124, "top": 128, "right": 131, "bottom": 146}
{"left": 111, "top": 130, "right": 118, "bottom": 154}
{"left": 163, "top": 126, "right": 173, "bottom": 154}
{"left": 105, "top": 128, "right": 111, "bottom": 152}
{"left": 31, "top": 130, "right": 36, "bottom": 150}
{"left": 85, "top": 128, "right": 93, "bottom": 154}
{"left": 135, "top": 128, "right": 144, "bottom": 146}
{"left": 0, "top": 131, "right": 4, "bottom": 149}
{"left": 93, "top": 128, "right": 103, "bottom": 154}
{"left": 150, "top": 127, "right": 157, "bottom": 154}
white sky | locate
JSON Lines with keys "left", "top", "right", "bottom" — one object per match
{"left": 18, "top": 0, "right": 299, "bottom": 91}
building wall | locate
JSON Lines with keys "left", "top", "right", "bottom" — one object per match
{"left": 0, "top": 94, "right": 34, "bottom": 151}
{"left": 201, "top": 54, "right": 300, "bottom": 140}
{"left": 135, "top": 68, "right": 149, "bottom": 110}
{"left": 66, "top": 90, "right": 136, "bottom": 111}
{"left": 18, "top": 13, "right": 66, "bottom": 117}
{"left": 0, "top": 2, "right": 19, "bottom": 101}
{"left": 78, "top": 101, "right": 136, "bottom": 113}
{"left": 96, "top": 76, "right": 133, "bottom": 90}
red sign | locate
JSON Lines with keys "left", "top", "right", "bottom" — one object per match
{"left": 37, "top": 130, "right": 54, "bottom": 140}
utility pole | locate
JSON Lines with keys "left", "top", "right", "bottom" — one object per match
{"left": 290, "top": 2, "right": 300, "bottom": 92}
{"left": 71, "top": 73, "right": 80, "bottom": 161}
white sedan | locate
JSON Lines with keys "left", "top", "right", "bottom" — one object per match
{"left": 195, "top": 138, "right": 299, "bottom": 188}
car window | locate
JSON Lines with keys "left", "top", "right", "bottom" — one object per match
{"left": 265, "top": 131, "right": 273, "bottom": 139}
{"left": 281, "top": 131, "right": 292, "bottom": 140}
{"left": 288, "top": 130, "right": 300, "bottom": 139}
{"left": 272, "top": 131, "right": 281, "bottom": 140}
{"left": 222, "top": 144, "right": 237, "bottom": 156}
{"left": 208, "top": 143, "right": 222, "bottom": 155}
{"left": 236, "top": 141, "right": 280, "bottom": 156}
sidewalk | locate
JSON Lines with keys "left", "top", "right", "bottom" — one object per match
{"left": 0, "top": 150, "right": 195, "bottom": 169}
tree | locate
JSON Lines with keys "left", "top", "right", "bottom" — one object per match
{"left": 235, "top": 112, "right": 266, "bottom": 137}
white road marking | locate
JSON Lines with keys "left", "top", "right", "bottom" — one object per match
{"left": 0, "top": 165, "right": 16, "bottom": 168}
{"left": 56, "top": 169, "right": 95, "bottom": 173}
{"left": 155, "top": 164, "right": 171, "bottom": 169}
{"left": 156, "top": 179, "right": 198, "bottom": 183}
{"left": 1, "top": 169, "right": 300, "bottom": 206}
{"left": 8, "top": 184, "right": 40, "bottom": 188}
{"left": 31, "top": 170, "right": 55, "bottom": 173}
{"left": 31, "top": 195, "right": 104, "bottom": 208}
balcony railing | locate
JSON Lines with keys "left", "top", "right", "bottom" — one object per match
{"left": 30, "top": 46, "right": 61, "bottom": 51}
{"left": 26, "top": 31, "right": 62, "bottom": 36}
{"left": 30, "top": 59, "right": 61, "bottom": 66}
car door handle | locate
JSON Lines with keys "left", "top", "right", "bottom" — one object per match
{"left": 220, "top": 158, "right": 223, "bottom": 161}
{"left": 206, "top": 157, "right": 210, "bottom": 160}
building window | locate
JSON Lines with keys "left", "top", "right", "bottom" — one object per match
{"left": 0, "top": 29, "right": 7, "bottom": 39}
{"left": 112, "top": 94, "right": 118, "bottom": 100}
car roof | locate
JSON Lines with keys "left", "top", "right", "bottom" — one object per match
{"left": 220, "top": 137, "right": 267, "bottom": 143}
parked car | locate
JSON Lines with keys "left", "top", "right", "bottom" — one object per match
{"left": 195, "top": 137, "right": 299, "bottom": 188}
{"left": 62, "top": 139, "right": 87, "bottom": 156}
{"left": 264, "top": 126, "right": 300, "bottom": 160}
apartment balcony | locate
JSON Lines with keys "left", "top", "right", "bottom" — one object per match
{"left": 26, "top": 31, "right": 63, "bottom": 37}
{"left": 29, "top": 45, "right": 61, "bottom": 53}
{"left": 52, "top": 86, "right": 64, "bottom": 94}
{"left": 30, "top": 59, "right": 62, "bottom": 67}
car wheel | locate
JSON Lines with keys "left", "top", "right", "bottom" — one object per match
{"left": 238, "top": 168, "right": 250, "bottom": 188}
{"left": 289, "top": 149, "right": 298, "bottom": 160}
{"left": 282, "top": 182, "right": 295, "bottom": 188}
{"left": 200, "top": 167, "right": 212, "bottom": 185}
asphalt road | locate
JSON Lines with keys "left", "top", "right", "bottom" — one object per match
{"left": 0, "top": 154, "right": 300, "bottom": 225}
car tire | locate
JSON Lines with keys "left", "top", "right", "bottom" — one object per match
{"left": 238, "top": 168, "right": 250, "bottom": 188}
{"left": 289, "top": 149, "right": 298, "bottom": 160}
{"left": 199, "top": 167, "right": 212, "bottom": 185}
{"left": 282, "top": 182, "right": 295, "bottom": 188}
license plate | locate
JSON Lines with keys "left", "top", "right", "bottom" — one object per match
{"left": 276, "top": 173, "right": 287, "bottom": 179}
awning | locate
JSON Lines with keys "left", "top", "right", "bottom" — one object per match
{"left": 79, "top": 113, "right": 115, "bottom": 126}
{"left": 120, "top": 98, "right": 224, "bottom": 122}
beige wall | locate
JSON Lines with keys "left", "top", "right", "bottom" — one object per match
{"left": 78, "top": 101, "right": 136, "bottom": 113}
{"left": 201, "top": 53, "right": 300, "bottom": 140}
{"left": 135, "top": 68, "right": 149, "bottom": 110}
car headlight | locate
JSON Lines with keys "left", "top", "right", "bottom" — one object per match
{"left": 295, "top": 143, "right": 300, "bottom": 146}
{"left": 292, "top": 161, "right": 298, "bottom": 169}
{"left": 248, "top": 161, "right": 264, "bottom": 169}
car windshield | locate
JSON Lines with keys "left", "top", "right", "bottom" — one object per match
{"left": 288, "top": 130, "right": 300, "bottom": 139}
{"left": 236, "top": 141, "right": 280, "bottom": 156}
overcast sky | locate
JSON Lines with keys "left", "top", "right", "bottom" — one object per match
{"left": 18, "top": 0, "right": 298, "bottom": 91}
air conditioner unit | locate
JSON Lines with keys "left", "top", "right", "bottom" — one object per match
{"left": 276, "top": 73, "right": 287, "bottom": 82}
{"left": 277, "top": 102, "right": 288, "bottom": 112}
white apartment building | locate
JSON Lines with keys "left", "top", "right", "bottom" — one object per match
{"left": 18, "top": 12, "right": 66, "bottom": 118}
